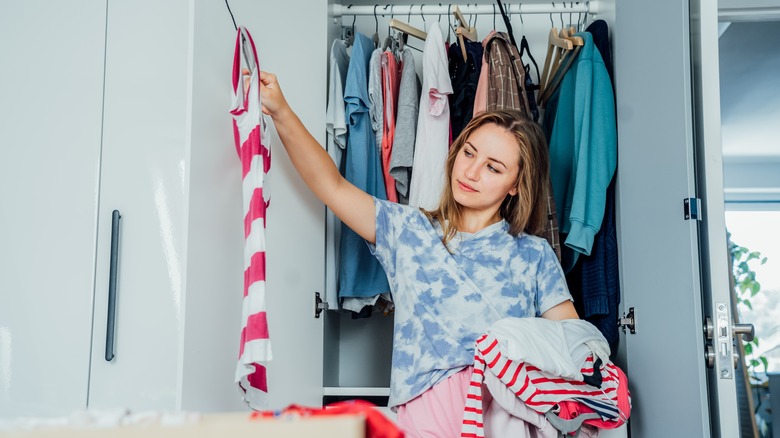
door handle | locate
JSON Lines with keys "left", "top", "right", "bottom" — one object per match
{"left": 732, "top": 323, "right": 755, "bottom": 342}
{"left": 105, "top": 210, "right": 121, "bottom": 361}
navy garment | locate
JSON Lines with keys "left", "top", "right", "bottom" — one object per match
{"left": 448, "top": 39, "right": 483, "bottom": 140}
{"left": 339, "top": 32, "right": 391, "bottom": 299}
{"left": 563, "top": 21, "right": 619, "bottom": 355}
{"left": 566, "top": 178, "right": 619, "bottom": 354}
{"left": 585, "top": 20, "right": 613, "bottom": 83}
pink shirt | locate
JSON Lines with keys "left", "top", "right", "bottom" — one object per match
{"left": 381, "top": 51, "right": 400, "bottom": 203}
{"left": 230, "top": 26, "right": 272, "bottom": 409}
{"left": 472, "top": 31, "right": 495, "bottom": 117}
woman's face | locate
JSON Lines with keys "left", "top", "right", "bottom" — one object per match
{"left": 451, "top": 123, "right": 521, "bottom": 216}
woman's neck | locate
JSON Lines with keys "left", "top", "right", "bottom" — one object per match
{"left": 458, "top": 210, "right": 502, "bottom": 234}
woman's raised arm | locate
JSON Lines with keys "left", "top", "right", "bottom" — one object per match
{"left": 258, "top": 71, "right": 376, "bottom": 244}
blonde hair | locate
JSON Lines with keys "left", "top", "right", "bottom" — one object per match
{"left": 424, "top": 109, "right": 550, "bottom": 248}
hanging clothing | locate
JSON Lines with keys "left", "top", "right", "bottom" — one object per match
{"left": 471, "top": 31, "right": 494, "bottom": 117}
{"left": 578, "top": 19, "right": 620, "bottom": 354}
{"left": 229, "top": 26, "right": 272, "bottom": 409}
{"left": 546, "top": 32, "right": 617, "bottom": 272}
{"left": 447, "top": 39, "right": 483, "bottom": 140}
{"left": 519, "top": 36, "right": 542, "bottom": 122}
{"left": 380, "top": 50, "right": 400, "bottom": 203}
{"left": 369, "top": 198, "right": 572, "bottom": 409}
{"left": 369, "top": 48, "right": 384, "bottom": 155}
{"left": 389, "top": 47, "right": 420, "bottom": 205}
{"left": 339, "top": 32, "right": 390, "bottom": 299}
{"left": 408, "top": 24, "right": 453, "bottom": 210}
{"left": 484, "top": 31, "right": 531, "bottom": 116}
{"left": 324, "top": 39, "right": 350, "bottom": 310}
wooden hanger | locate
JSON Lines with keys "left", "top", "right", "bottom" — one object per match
{"left": 453, "top": 6, "right": 478, "bottom": 62}
{"left": 539, "top": 29, "right": 584, "bottom": 105}
{"left": 389, "top": 18, "right": 427, "bottom": 42}
{"left": 538, "top": 28, "right": 573, "bottom": 99}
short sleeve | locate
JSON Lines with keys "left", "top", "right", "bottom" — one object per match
{"left": 534, "top": 240, "right": 573, "bottom": 316}
{"left": 367, "top": 197, "right": 419, "bottom": 275}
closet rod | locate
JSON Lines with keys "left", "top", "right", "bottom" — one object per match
{"left": 333, "top": 3, "right": 593, "bottom": 17}
{"left": 718, "top": 7, "right": 780, "bottom": 22}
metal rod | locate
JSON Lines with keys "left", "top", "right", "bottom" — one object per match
{"left": 718, "top": 7, "right": 780, "bottom": 22}
{"left": 333, "top": 3, "right": 593, "bottom": 17}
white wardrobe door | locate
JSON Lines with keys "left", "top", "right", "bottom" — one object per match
{"left": 88, "top": 0, "right": 191, "bottom": 410}
{"left": 0, "top": 1, "right": 107, "bottom": 418}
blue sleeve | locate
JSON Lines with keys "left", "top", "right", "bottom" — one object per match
{"left": 367, "top": 197, "right": 415, "bottom": 276}
{"left": 565, "top": 34, "right": 617, "bottom": 256}
{"left": 534, "top": 240, "right": 574, "bottom": 316}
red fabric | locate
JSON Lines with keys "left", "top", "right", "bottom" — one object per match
{"left": 251, "top": 400, "right": 404, "bottom": 438}
{"left": 556, "top": 366, "right": 631, "bottom": 430}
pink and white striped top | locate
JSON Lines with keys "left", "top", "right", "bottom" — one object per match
{"left": 230, "top": 26, "right": 272, "bottom": 409}
{"left": 461, "top": 333, "right": 628, "bottom": 438}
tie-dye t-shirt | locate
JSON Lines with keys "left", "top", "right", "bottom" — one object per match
{"left": 368, "top": 198, "right": 572, "bottom": 408}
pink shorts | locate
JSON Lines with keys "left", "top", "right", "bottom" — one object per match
{"left": 396, "top": 366, "right": 474, "bottom": 438}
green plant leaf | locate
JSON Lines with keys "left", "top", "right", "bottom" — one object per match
{"left": 744, "top": 342, "right": 753, "bottom": 355}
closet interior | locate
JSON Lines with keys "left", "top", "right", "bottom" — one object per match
{"left": 320, "top": 1, "right": 615, "bottom": 407}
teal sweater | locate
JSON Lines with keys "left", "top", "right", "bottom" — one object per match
{"left": 548, "top": 32, "right": 617, "bottom": 272}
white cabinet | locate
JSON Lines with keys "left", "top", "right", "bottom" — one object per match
{"left": 0, "top": 0, "right": 107, "bottom": 418}
{"left": 0, "top": 0, "right": 326, "bottom": 417}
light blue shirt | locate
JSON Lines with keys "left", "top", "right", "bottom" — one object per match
{"left": 340, "top": 33, "right": 390, "bottom": 298}
{"left": 548, "top": 31, "right": 617, "bottom": 272}
{"left": 369, "top": 198, "right": 572, "bottom": 408}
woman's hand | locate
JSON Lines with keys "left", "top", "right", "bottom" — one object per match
{"left": 258, "top": 71, "right": 291, "bottom": 120}
{"left": 241, "top": 69, "right": 291, "bottom": 120}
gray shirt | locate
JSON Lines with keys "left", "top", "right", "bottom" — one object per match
{"left": 368, "top": 48, "right": 384, "bottom": 155}
{"left": 389, "top": 48, "right": 420, "bottom": 204}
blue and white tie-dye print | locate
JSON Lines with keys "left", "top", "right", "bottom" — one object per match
{"left": 368, "top": 198, "right": 572, "bottom": 408}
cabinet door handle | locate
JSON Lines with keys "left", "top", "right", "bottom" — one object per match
{"left": 105, "top": 209, "right": 121, "bottom": 361}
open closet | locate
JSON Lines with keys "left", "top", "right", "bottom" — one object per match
{"left": 1, "top": 0, "right": 756, "bottom": 435}
{"left": 319, "top": 0, "right": 614, "bottom": 407}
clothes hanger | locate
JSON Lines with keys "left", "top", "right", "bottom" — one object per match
{"left": 452, "top": 6, "right": 476, "bottom": 62}
{"left": 495, "top": 0, "right": 517, "bottom": 48}
{"left": 538, "top": 10, "right": 585, "bottom": 105}
{"left": 538, "top": 6, "right": 574, "bottom": 99}
{"left": 538, "top": 27, "right": 572, "bottom": 97}
{"left": 382, "top": 5, "right": 398, "bottom": 52}
{"left": 389, "top": 4, "right": 427, "bottom": 42}
{"left": 389, "top": 19, "right": 427, "bottom": 41}
{"left": 541, "top": 12, "right": 583, "bottom": 100}
{"left": 372, "top": 5, "right": 381, "bottom": 48}
{"left": 520, "top": 36, "right": 541, "bottom": 89}
{"left": 345, "top": 5, "right": 357, "bottom": 47}
{"left": 539, "top": 42, "right": 581, "bottom": 105}
{"left": 225, "top": 0, "right": 254, "bottom": 73}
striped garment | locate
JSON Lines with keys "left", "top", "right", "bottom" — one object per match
{"left": 461, "top": 333, "right": 627, "bottom": 438}
{"left": 230, "top": 26, "right": 272, "bottom": 409}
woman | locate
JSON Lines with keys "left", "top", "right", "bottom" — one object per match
{"left": 257, "top": 71, "right": 578, "bottom": 436}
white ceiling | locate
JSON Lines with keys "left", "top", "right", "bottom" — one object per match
{"left": 718, "top": 20, "right": 780, "bottom": 160}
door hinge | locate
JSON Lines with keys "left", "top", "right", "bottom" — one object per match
{"left": 618, "top": 307, "right": 636, "bottom": 334}
{"left": 315, "top": 292, "right": 329, "bottom": 318}
{"left": 684, "top": 198, "right": 702, "bottom": 221}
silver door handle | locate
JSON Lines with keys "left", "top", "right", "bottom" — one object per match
{"left": 733, "top": 323, "right": 755, "bottom": 342}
